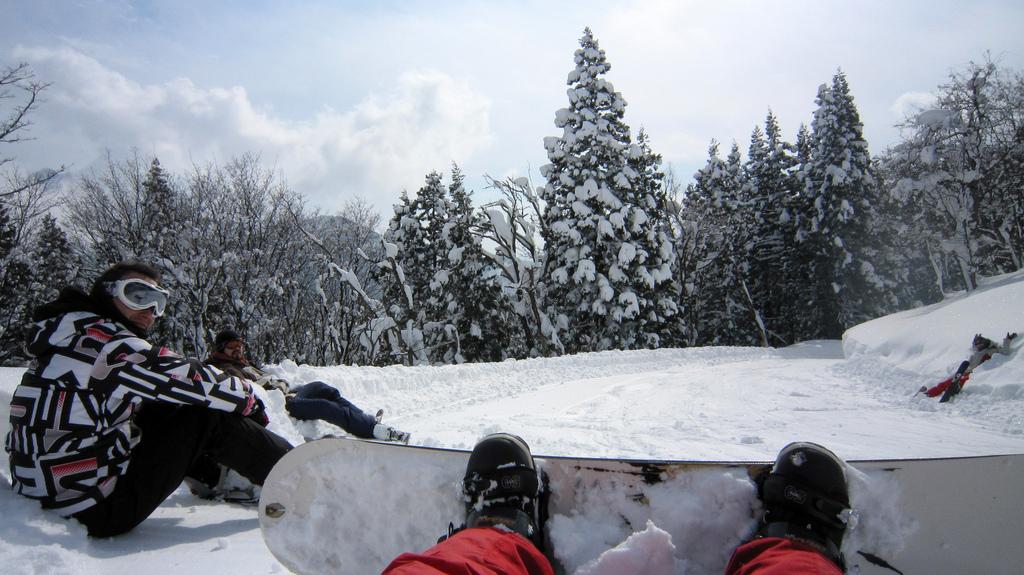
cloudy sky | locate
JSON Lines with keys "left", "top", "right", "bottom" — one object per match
{"left": 3, "top": 0, "right": 1023, "bottom": 218}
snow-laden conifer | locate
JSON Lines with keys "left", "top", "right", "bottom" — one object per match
{"left": 540, "top": 28, "right": 676, "bottom": 352}
{"left": 797, "top": 71, "right": 892, "bottom": 338}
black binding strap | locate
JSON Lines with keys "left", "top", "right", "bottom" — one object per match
{"left": 856, "top": 551, "right": 904, "bottom": 575}
{"left": 463, "top": 464, "right": 539, "bottom": 500}
{"left": 761, "top": 473, "right": 850, "bottom": 530}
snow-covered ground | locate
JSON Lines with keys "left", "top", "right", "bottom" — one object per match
{"left": 2, "top": 270, "right": 1022, "bottom": 574}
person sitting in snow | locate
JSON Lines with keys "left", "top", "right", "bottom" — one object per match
{"left": 205, "top": 330, "right": 409, "bottom": 443}
{"left": 4, "top": 261, "right": 292, "bottom": 537}
{"left": 184, "top": 330, "right": 411, "bottom": 500}
{"left": 381, "top": 434, "right": 852, "bottom": 575}
{"left": 919, "top": 332, "right": 1018, "bottom": 400}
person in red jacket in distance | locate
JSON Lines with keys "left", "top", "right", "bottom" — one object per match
{"left": 920, "top": 332, "right": 1018, "bottom": 399}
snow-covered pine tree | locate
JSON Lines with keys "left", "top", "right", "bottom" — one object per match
{"left": 379, "top": 172, "right": 455, "bottom": 363}
{"left": 22, "top": 213, "right": 74, "bottom": 318}
{"left": 141, "top": 158, "right": 176, "bottom": 261}
{"left": 737, "top": 125, "right": 772, "bottom": 346}
{"left": 790, "top": 123, "right": 813, "bottom": 246}
{"left": 0, "top": 203, "right": 12, "bottom": 253}
{"left": 626, "top": 128, "right": 681, "bottom": 347}
{"left": 782, "top": 122, "right": 819, "bottom": 333}
{"left": 0, "top": 201, "right": 30, "bottom": 362}
{"left": 869, "top": 149, "right": 941, "bottom": 310}
{"left": 743, "top": 111, "right": 801, "bottom": 345}
{"left": 658, "top": 166, "right": 695, "bottom": 345}
{"left": 679, "top": 142, "right": 723, "bottom": 344}
{"left": 438, "top": 166, "right": 509, "bottom": 362}
{"left": 135, "top": 157, "right": 192, "bottom": 345}
{"left": 797, "top": 71, "right": 892, "bottom": 338}
{"left": 378, "top": 190, "right": 426, "bottom": 364}
{"left": 682, "top": 141, "right": 750, "bottom": 345}
{"left": 540, "top": 27, "right": 673, "bottom": 352}
{"left": 0, "top": 208, "right": 76, "bottom": 364}
{"left": 794, "top": 123, "right": 812, "bottom": 168}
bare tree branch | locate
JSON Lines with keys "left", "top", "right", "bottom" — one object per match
{"left": 0, "top": 165, "right": 64, "bottom": 199}
{"left": 1, "top": 63, "right": 51, "bottom": 149}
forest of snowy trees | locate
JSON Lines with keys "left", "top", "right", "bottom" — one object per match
{"left": 1, "top": 30, "right": 1022, "bottom": 366}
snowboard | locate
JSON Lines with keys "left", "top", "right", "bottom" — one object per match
{"left": 939, "top": 360, "right": 971, "bottom": 403}
{"left": 259, "top": 437, "right": 1024, "bottom": 575}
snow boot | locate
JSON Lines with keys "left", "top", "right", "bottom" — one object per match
{"left": 462, "top": 433, "right": 547, "bottom": 552}
{"left": 221, "top": 485, "right": 261, "bottom": 507}
{"left": 373, "top": 423, "right": 411, "bottom": 444}
{"left": 755, "top": 442, "right": 853, "bottom": 569}
{"left": 184, "top": 458, "right": 228, "bottom": 500}
{"left": 184, "top": 476, "right": 219, "bottom": 500}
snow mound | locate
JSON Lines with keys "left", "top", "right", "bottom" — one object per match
{"left": 841, "top": 270, "right": 1024, "bottom": 433}
{"left": 844, "top": 270, "right": 1023, "bottom": 381}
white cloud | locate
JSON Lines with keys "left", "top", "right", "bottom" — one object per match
{"left": 890, "top": 91, "right": 938, "bottom": 119}
{"left": 11, "top": 45, "right": 492, "bottom": 216}
{"left": 7, "top": 0, "right": 1024, "bottom": 217}
{"left": 330, "top": 70, "right": 493, "bottom": 205}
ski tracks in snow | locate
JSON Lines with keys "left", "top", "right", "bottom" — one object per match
{"left": 269, "top": 343, "right": 1024, "bottom": 461}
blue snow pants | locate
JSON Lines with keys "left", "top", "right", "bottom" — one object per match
{"left": 284, "top": 381, "right": 376, "bottom": 438}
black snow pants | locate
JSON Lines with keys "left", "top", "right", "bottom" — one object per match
{"left": 72, "top": 402, "right": 292, "bottom": 537}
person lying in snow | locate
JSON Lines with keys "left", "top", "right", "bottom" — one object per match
{"left": 205, "top": 329, "right": 410, "bottom": 443}
{"left": 184, "top": 330, "right": 411, "bottom": 501}
{"left": 382, "top": 434, "right": 853, "bottom": 575}
{"left": 918, "top": 332, "right": 1018, "bottom": 400}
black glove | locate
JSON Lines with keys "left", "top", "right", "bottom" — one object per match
{"left": 1008, "top": 332, "right": 1018, "bottom": 340}
{"left": 245, "top": 395, "right": 270, "bottom": 427}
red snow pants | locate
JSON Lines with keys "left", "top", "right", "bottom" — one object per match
{"left": 725, "top": 537, "right": 842, "bottom": 575}
{"left": 381, "top": 527, "right": 554, "bottom": 575}
{"left": 925, "top": 373, "right": 971, "bottom": 397}
{"left": 382, "top": 529, "right": 840, "bottom": 575}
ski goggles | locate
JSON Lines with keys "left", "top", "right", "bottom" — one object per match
{"left": 105, "top": 279, "right": 170, "bottom": 317}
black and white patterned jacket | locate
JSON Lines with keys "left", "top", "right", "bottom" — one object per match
{"left": 5, "top": 289, "right": 255, "bottom": 516}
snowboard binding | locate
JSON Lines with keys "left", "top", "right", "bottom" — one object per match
{"left": 756, "top": 442, "right": 853, "bottom": 569}
{"left": 460, "top": 433, "right": 548, "bottom": 552}
{"left": 371, "top": 411, "right": 411, "bottom": 443}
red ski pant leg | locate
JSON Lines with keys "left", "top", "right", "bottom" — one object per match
{"left": 925, "top": 377, "right": 952, "bottom": 397}
{"left": 926, "top": 373, "right": 971, "bottom": 398}
{"left": 724, "top": 537, "right": 841, "bottom": 575}
{"left": 381, "top": 527, "right": 554, "bottom": 575}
